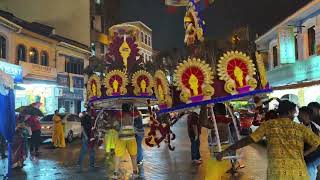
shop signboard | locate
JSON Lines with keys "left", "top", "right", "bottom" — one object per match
{"left": 57, "top": 73, "right": 84, "bottom": 89}
{"left": 278, "top": 27, "right": 296, "bottom": 64}
{"left": 267, "top": 55, "right": 320, "bottom": 87}
{"left": 165, "top": 0, "right": 189, "bottom": 6}
{"left": 55, "top": 87, "right": 83, "bottom": 100}
{"left": 20, "top": 61, "right": 57, "bottom": 80}
{"left": 0, "top": 61, "right": 23, "bottom": 82}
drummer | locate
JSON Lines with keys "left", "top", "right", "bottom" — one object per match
{"left": 112, "top": 103, "right": 139, "bottom": 179}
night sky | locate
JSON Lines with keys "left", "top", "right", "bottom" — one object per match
{"left": 118, "top": 0, "right": 312, "bottom": 50}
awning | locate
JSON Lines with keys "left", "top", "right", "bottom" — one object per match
{"left": 272, "top": 80, "right": 320, "bottom": 91}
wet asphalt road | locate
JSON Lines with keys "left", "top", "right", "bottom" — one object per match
{"left": 0, "top": 119, "right": 268, "bottom": 180}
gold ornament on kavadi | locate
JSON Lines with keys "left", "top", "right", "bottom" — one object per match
{"left": 132, "top": 70, "right": 154, "bottom": 96}
{"left": 104, "top": 70, "right": 128, "bottom": 96}
{"left": 174, "top": 58, "right": 214, "bottom": 103}
{"left": 255, "top": 52, "right": 269, "bottom": 89}
{"left": 87, "top": 74, "right": 102, "bottom": 99}
{"left": 217, "top": 51, "right": 257, "bottom": 95}
{"left": 154, "top": 70, "right": 173, "bottom": 109}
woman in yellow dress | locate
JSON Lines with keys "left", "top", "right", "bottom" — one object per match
{"left": 52, "top": 110, "right": 66, "bottom": 148}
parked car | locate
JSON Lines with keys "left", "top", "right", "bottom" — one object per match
{"left": 40, "top": 114, "right": 82, "bottom": 142}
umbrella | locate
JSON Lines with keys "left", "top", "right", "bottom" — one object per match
{"left": 15, "top": 105, "right": 44, "bottom": 117}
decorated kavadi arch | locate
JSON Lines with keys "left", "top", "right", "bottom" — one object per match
{"left": 86, "top": 0, "right": 271, "bottom": 155}
{"left": 86, "top": 50, "right": 271, "bottom": 112}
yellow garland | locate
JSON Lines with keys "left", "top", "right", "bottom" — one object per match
{"left": 154, "top": 70, "right": 172, "bottom": 108}
{"left": 255, "top": 52, "right": 268, "bottom": 89}
{"left": 132, "top": 70, "right": 154, "bottom": 96}
{"left": 87, "top": 74, "right": 102, "bottom": 100}
{"left": 184, "top": 2, "right": 204, "bottom": 46}
{"left": 104, "top": 70, "right": 128, "bottom": 96}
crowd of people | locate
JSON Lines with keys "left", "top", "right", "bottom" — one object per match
{"left": 6, "top": 114, "right": 42, "bottom": 169}
{"left": 1, "top": 108, "right": 73, "bottom": 169}
{"left": 0, "top": 103, "right": 146, "bottom": 178}
{"left": 4, "top": 98, "right": 320, "bottom": 179}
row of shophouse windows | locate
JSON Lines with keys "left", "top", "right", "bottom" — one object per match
{"left": 0, "top": 35, "right": 85, "bottom": 77}
{"left": 140, "top": 31, "right": 151, "bottom": 47}
{"left": 17, "top": 45, "right": 49, "bottom": 66}
{"left": 65, "top": 57, "right": 84, "bottom": 75}
{"left": 0, "top": 35, "right": 49, "bottom": 66}
{"left": 272, "top": 26, "right": 316, "bottom": 68}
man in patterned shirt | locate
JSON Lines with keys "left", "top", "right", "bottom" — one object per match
{"left": 217, "top": 100, "right": 320, "bottom": 180}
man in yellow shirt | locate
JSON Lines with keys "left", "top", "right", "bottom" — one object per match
{"left": 217, "top": 100, "right": 320, "bottom": 180}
